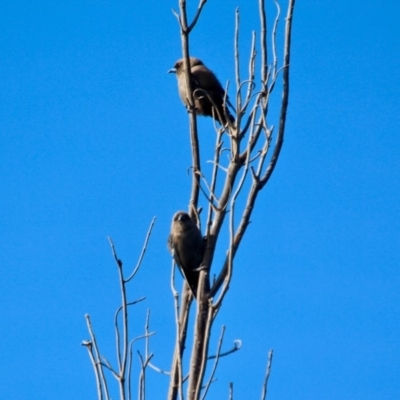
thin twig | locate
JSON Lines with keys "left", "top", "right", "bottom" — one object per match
{"left": 177, "top": 0, "right": 201, "bottom": 216}
{"left": 262, "top": 1, "right": 281, "bottom": 100}
{"left": 201, "top": 326, "right": 226, "bottom": 400}
{"left": 172, "top": 8, "right": 183, "bottom": 29}
{"left": 100, "top": 357, "right": 118, "bottom": 377}
{"left": 114, "top": 298, "right": 145, "bottom": 373}
{"left": 115, "top": 298, "right": 146, "bottom": 320}
{"left": 207, "top": 159, "right": 228, "bottom": 173}
{"left": 188, "top": 0, "right": 207, "bottom": 32}
{"left": 144, "top": 309, "right": 151, "bottom": 363}
{"left": 148, "top": 362, "right": 171, "bottom": 375}
{"left": 169, "top": 260, "right": 186, "bottom": 400}
{"left": 234, "top": 8, "right": 242, "bottom": 119}
{"left": 211, "top": 0, "right": 295, "bottom": 299}
{"left": 242, "top": 32, "right": 257, "bottom": 112}
{"left": 255, "top": 126, "right": 273, "bottom": 177}
{"left": 126, "top": 217, "right": 156, "bottom": 283}
{"left": 127, "top": 331, "right": 156, "bottom": 400}
{"left": 206, "top": 130, "right": 224, "bottom": 238}
{"left": 208, "top": 339, "right": 241, "bottom": 359}
{"left": 260, "top": 350, "right": 274, "bottom": 400}
{"left": 213, "top": 125, "right": 252, "bottom": 308}
{"left": 196, "top": 175, "right": 220, "bottom": 211}
{"left": 84, "top": 315, "right": 110, "bottom": 400}
{"left": 128, "top": 339, "right": 134, "bottom": 400}
{"left": 82, "top": 340, "right": 103, "bottom": 400}
{"left": 108, "top": 237, "right": 129, "bottom": 399}
{"left": 197, "top": 170, "right": 220, "bottom": 206}
{"left": 271, "top": 0, "right": 281, "bottom": 80}
{"left": 259, "top": 0, "right": 267, "bottom": 84}
{"left": 259, "top": 0, "right": 295, "bottom": 188}
{"left": 137, "top": 351, "right": 154, "bottom": 400}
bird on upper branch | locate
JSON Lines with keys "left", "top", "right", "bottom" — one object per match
{"left": 168, "top": 211, "right": 207, "bottom": 298}
{"left": 169, "top": 57, "right": 235, "bottom": 126}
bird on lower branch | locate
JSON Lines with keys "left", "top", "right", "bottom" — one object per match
{"left": 168, "top": 211, "right": 207, "bottom": 298}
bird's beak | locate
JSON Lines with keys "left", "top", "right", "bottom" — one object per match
{"left": 168, "top": 68, "right": 177, "bottom": 74}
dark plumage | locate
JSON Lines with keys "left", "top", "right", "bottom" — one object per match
{"left": 168, "top": 211, "right": 205, "bottom": 298}
{"left": 169, "top": 57, "right": 234, "bottom": 125}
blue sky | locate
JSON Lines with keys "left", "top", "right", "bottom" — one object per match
{"left": 1, "top": 0, "right": 399, "bottom": 399}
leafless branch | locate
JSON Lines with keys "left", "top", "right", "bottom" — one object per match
{"left": 259, "top": 0, "right": 268, "bottom": 83}
{"left": 82, "top": 341, "right": 104, "bottom": 400}
{"left": 196, "top": 170, "right": 220, "bottom": 210}
{"left": 148, "top": 362, "right": 171, "bottom": 375}
{"left": 83, "top": 315, "right": 110, "bottom": 400}
{"left": 107, "top": 237, "right": 129, "bottom": 396}
{"left": 126, "top": 217, "right": 156, "bottom": 283}
{"left": 188, "top": 0, "right": 207, "bottom": 33}
{"left": 169, "top": 261, "right": 184, "bottom": 400}
{"left": 137, "top": 351, "right": 154, "bottom": 400}
{"left": 259, "top": 0, "right": 295, "bottom": 188}
{"left": 128, "top": 340, "right": 134, "bottom": 400}
{"left": 234, "top": 8, "right": 242, "bottom": 118}
{"left": 211, "top": 129, "right": 252, "bottom": 303}
{"left": 206, "top": 130, "right": 224, "bottom": 235}
{"left": 100, "top": 356, "right": 118, "bottom": 377}
{"left": 208, "top": 339, "right": 241, "bottom": 360}
{"left": 260, "top": 350, "right": 274, "bottom": 400}
{"left": 240, "top": 32, "right": 257, "bottom": 116}
{"left": 144, "top": 309, "right": 151, "bottom": 361}
{"left": 190, "top": 298, "right": 214, "bottom": 399}
{"left": 177, "top": 0, "right": 201, "bottom": 216}
{"left": 201, "top": 326, "right": 226, "bottom": 400}
{"left": 169, "top": 258, "right": 193, "bottom": 400}
{"left": 229, "top": 382, "right": 234, "bottom": 400}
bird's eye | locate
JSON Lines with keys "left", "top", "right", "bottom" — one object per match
{"left": 178, "top": 213, "right": 189, "bottom": 222}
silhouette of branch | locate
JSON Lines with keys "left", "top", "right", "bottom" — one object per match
{"left": 260, "top": 350, "right": 274, "bottom": 400}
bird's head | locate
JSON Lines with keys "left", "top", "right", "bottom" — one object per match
{"left": 171, "top": 211, "right": 193, "bottom": 234}
{"left": 173, "top": 211, "right": 190, "bottom": 223}
{"left": 168, "top": 57, "right": 204, "bottom": 75}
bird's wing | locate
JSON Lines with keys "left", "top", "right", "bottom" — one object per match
{"left": 173, "top": 243, "right": 199, "bottom": 297}
{"left": 176, "top": 256, "right": 199, "bottom": 298}
{"left": 192, "top": 65, "right": 235, "bottom": 116}
{"left": 191, "top": 66, "right": 226, "bottom": 95}
{"left": 168, "top": 235, "right": 183, "bottom": 268}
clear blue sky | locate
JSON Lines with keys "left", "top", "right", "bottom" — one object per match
{"left": 1, "top": 0, "right": 399, "bottom": 399}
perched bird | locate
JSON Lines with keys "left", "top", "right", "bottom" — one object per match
{"left": 169, "top": 57, "right": 234, "bottom": 125}
{"left": 168, "top": 211, "right": 206, "bottom": 298}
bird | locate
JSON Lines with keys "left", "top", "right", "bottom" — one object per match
{"left": 168, "top": 57, "right": 235, "bottom": 125}
{"left": 168, "top": 211, "right": 206, "bottom": 298}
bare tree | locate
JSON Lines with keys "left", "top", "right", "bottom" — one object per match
{"left": 82, "top": 0, "right": 295, "bottom": 399}
{"left": 168, "top": 0, "right": 295, "bottom": 399}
